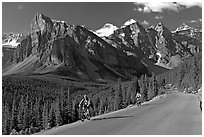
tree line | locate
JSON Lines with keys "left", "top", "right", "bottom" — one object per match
{"left": 156, "top": 53, "right": 202, "bottom": 93}
{"left": 2, "top": 74, "right": 162, "bottom": 135}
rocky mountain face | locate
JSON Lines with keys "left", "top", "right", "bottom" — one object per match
{"left": 173, "top": 23, "right": 202, "bottom": 41}
{"left": 3, "top": 13, "right": 202, "bottom": 81}
{"left": 102, "top": 21, "right": 201, "bottom": 69}
{"left": 3, "top": 13, "right": 150, "bottom": 80}
{"left": 104, "top": 21, "right": 156, "bottom": 59}
{"left": 2, "top": 33, "right": 26, "bottom": 67}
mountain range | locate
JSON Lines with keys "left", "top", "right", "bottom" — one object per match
{"left": 2, "top": 13, "right": 202, "bottom": 81}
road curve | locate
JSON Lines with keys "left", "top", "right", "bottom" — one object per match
{"left": 38, "top": 91, "right": 202, "bottom": 135}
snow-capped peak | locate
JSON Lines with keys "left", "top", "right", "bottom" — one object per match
{"left": 52, "top": 19, "right": 68, "bottom": 25}
{"left": 94, "top": 23, "right": 119, "bottom": 37}
{"left": 122, "top": 19, "right": 136, "bottom": 28}
{"left": 173, "top": 23, "right": 192, "bottom": 33}
{"left": 2, "top": 33, "right": 25, "bottom": 48}
{"left": 103, "top": 23, "right": 116, "bottom": 28}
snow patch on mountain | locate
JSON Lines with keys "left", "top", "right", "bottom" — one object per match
{"left": 173, "top": 23, "right": 192, "bottom": 32}
{"left": 122, "top": 19, "right": 136, "bottom": 28}
{"left": 155, "top": 52, "right": 162, "bottom": 64}
{"left": 94, "top": 19, "right": 137, "bottom": 37}
{"left": 94, "top": 23, "right": 119, "bottom": 37}
{"left": 2, "top": 39, "right": 20, "bottom": 48}
{"left": 52, "top": 19, "right": 68, "bottom": 25}
{"left": 2, "top": 33, "right": 24, "bottom": 48}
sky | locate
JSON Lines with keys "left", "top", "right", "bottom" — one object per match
{"left": 2, "top": 2, "right": 202, "bottom": 34}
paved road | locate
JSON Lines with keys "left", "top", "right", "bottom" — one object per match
{"left": 39, "top": 92, "right": 202, "bottom": 135}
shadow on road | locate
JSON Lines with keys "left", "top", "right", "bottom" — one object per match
{"left": 91, "top": 115, "right": 133, "bottom": 121}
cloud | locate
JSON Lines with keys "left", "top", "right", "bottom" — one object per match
{"left": 141, "top": 20, "right": 149, "bottom": 25}
{"left": 17, "top": 5, "right": 24, "bottom": 10}
{"left": 187, "top": 18, "right": 202, "bottom": 23}
{"left": 134, "top": 2, "right": 177, "bottom": 13}
{"left": 189, "top": 20, "right": 197, "bottom": 23}
{"left": 155, "top": 15, "right": 163, "bottom": 19}
{"left": 134, "top": 2, "right": 202, "bottom": 13}
{"left": 176, "top": 2, "right": 202, "bottom": 8}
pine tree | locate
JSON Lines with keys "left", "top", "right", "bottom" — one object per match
{"left": 193, "top": 55, "right": 200, "bottom": 90}
{"left": 54, "top": 94, "right": 62, "bottom": 126}
{"left": 42, "top": 102, "right": 49, "bottom": 129}
{"left": 29, "top": 99, "right": 36, "bottom": 129}
{"left": 153, "top": 75, "right": 159, "bottom": 97}
{"left": 110, "top": 88, "right": 115, "bottom": 111}
{"left": 2, "top": 103, "right": 10, "bottom": 135}
{"left": 147, "top": 78, "right": 154, "bottom": 101}
{"left": 139, "top": 75, "right": 148, "bottom": 102}
{"left": 126, "top": 87, "right": 132, "bottom": 106}
{"left": 99, "top": 99, "right": 103, "bottom": 115}
{"left": 72, "top": 96, "right": 79, "bottom": 121}
{"left": 131, "top": 77, "right": 138, "bottom": 104}
{"left": 10, "top": 94, "right": 18, "bottom": 132}
{"left": 67, "top": 87, "right": 73, "bottom": 114}
{"left": 62, "top": 86, "right": 73, "bottom": 124}
{"left": 17, "top": 96, "right": 25, "bottom": 131}
{"left": 2, "top": 104, "right": 6, "bottom": 134}
{"left": 101, "top": 97, "right": 108, "bottom": 114}
{"left": 123, "top": 87, "right": 127, "bottom": 108}
{"left": 94, "top": 95, "right": 101, "bottom": 115}
{"left": 34, "top": 93, "right": 43, "bottom": 128}
{"left": 107, "top": 95, "right": 113, "bottom": 112}
{"left": 197, "top": 54, "right": 202, "bottom": 88}
{"left": 115, "top": 84, "right": 123, "bottom": 110}
{"left": 48, "top": 103, "right": 56, "bottom": 128}
{"left": 23, "top": 94, "right": 30, "bottom": 130}
{"left": 177, "top": 63, "right": 186, "bottom": 91}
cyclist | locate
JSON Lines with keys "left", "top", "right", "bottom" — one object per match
{"left": 79, "top": 95, "right": 91, "bottom": 120}
{"left": 136, "top": 92, "right": 141, "bottom": 106}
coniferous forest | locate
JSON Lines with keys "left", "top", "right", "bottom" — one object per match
{"left": 2, "top": 53, "right": 201, "bottom": 135}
